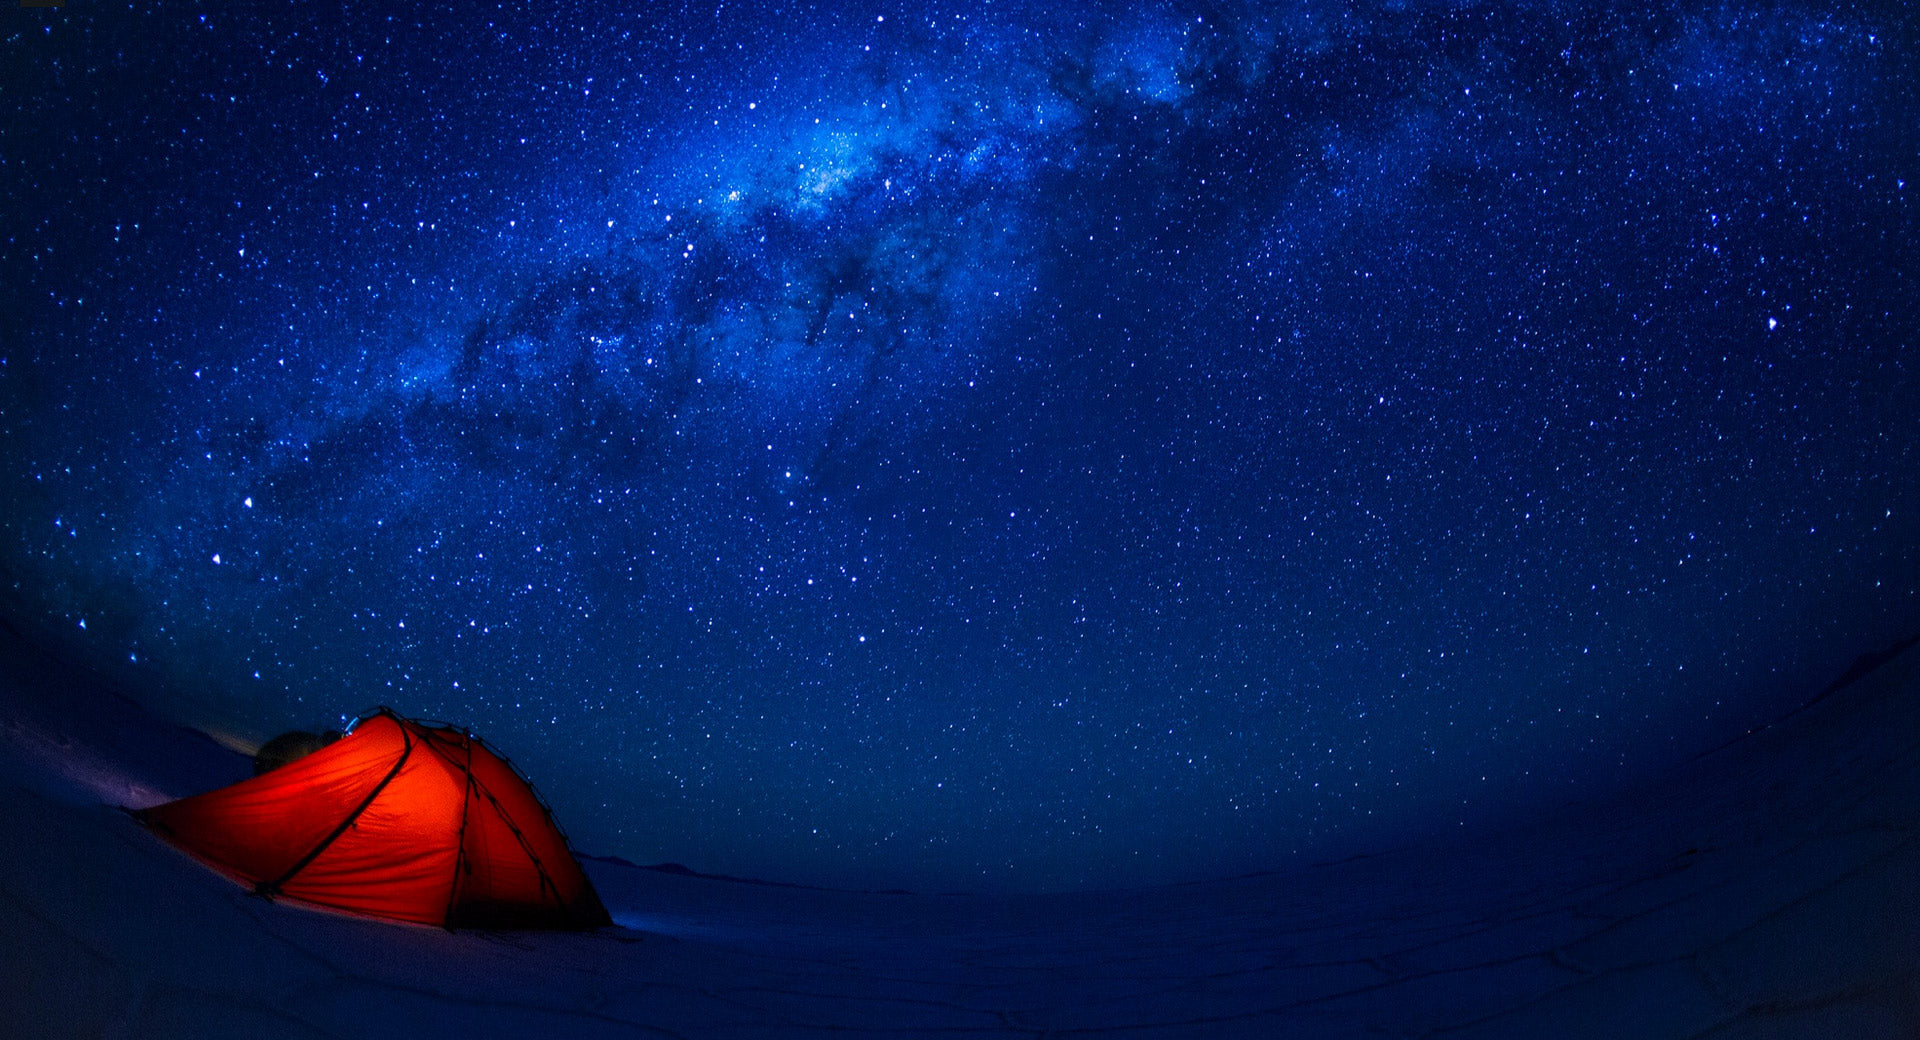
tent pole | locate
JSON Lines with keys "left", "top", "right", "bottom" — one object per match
{"left": 257, "top": 718, "right": 415, "bottom": 898}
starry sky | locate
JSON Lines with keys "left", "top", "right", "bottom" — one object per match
{"left": 4, "top": 1, "right": 1917, "bottom": 892}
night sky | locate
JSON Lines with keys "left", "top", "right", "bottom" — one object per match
{"left": 4, "top": 2, "right": 1917, "bottom": 892}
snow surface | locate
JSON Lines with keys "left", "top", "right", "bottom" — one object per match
{"left": 4, "top": 625, "right": 1918, "bottom": 1038}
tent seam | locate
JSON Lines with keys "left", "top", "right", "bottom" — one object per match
{"left": 443, "top": 731, "right": 477, "bottom": 929}
{"left": 464, "top": 771, "right": 565, "bottom": 906}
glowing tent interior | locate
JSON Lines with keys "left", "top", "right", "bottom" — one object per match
{"left": 134, "top": 708, "right": 610, "bottom": 930}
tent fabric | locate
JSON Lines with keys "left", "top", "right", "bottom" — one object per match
{"left": 136, "top": 709, "right": 610, "bottom": 930}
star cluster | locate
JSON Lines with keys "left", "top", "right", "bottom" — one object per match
{"left": 4, "top": 1, "right": 1917, "bottom": 890}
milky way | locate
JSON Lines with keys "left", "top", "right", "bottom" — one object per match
{"left": 5, "top": 2, "right": 1917, "bottom": 890}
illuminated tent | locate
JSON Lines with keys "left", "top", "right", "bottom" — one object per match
{"left": 135, "top": 708, "right": 611, "bottom": 930}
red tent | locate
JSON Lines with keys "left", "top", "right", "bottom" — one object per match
{"left": 136, "top": 708, "right": 611, "bottom": 929}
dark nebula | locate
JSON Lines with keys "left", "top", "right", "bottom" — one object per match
{"left": 4, "top": 1, "right": 1917, "bottom": 891}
